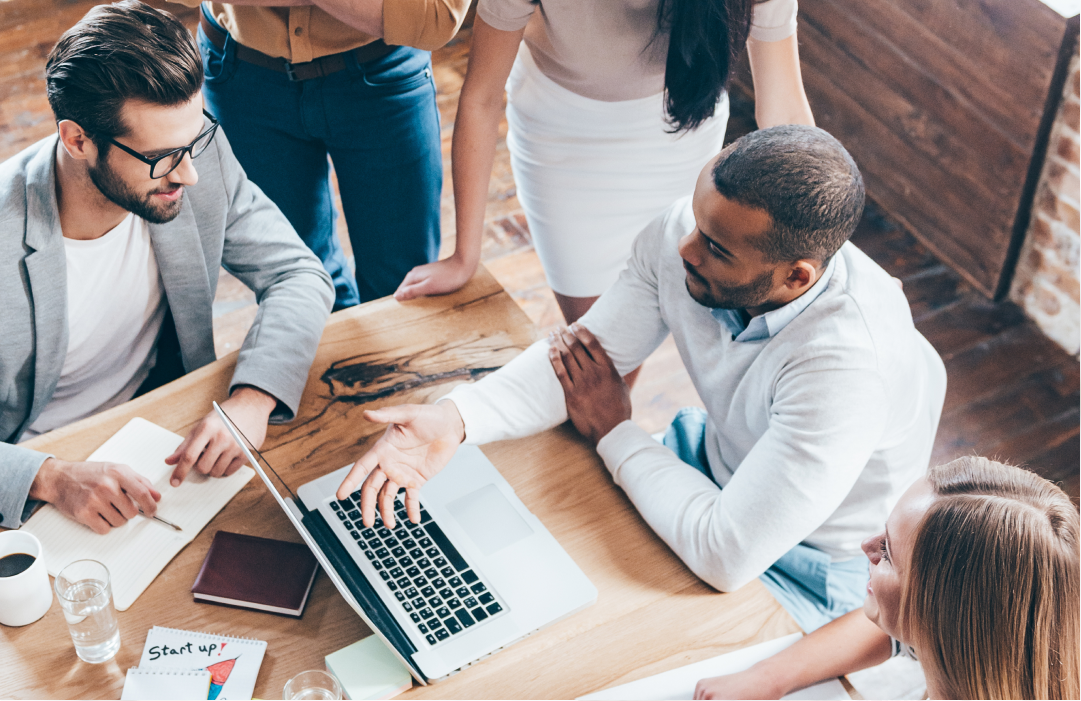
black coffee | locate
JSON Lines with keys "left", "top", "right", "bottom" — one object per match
{"left": 0, "top": 553, "right": 35, "bottom": 577}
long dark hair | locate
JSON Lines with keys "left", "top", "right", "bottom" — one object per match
{"left": 657, "top": 0, "right": 754, "bottom": 133}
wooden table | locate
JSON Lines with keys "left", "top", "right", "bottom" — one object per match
{"left": 0, "top": 267, "right": 800, "bottom": 699}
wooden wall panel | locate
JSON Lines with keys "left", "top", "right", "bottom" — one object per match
{"left": 735, "top": 0, "right": 1077, "bottom": 297}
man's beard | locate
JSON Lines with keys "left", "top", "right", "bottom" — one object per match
{"left": 87, "top": 155, "right": 184, "bottom": 224}
{"left": 684, "top": 264, "right": 774, "bottom": 310}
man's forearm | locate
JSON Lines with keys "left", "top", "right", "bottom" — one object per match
{"left": 595, "top": 423, "right": 759, "bottom": 591}
{"left": 211, "top": 122, "right": 333, "bottom": 421}
{"left": 228, "top": 385, "right": 279, "bottom": 417}
{"left": 443, "top": 341, "right": 568, "bottom": 445}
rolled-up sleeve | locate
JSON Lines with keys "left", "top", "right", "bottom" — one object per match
{"left": 750, "top": 0, "right": 797, "bottom": 42}
{"left": 384, "top": 0, "right": 472, "bottom": 51}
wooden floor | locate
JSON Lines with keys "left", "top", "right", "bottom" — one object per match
{"left": 2, "top": 2, "right": 1076, "bottom": 503}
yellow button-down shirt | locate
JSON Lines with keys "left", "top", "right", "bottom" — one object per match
{"left": 169, "top": 1, "right": 470, "bottom": 63}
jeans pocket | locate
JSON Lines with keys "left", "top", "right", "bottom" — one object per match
{"left": 360, "top": 50, "right": 432, "bottom": 93}
{"left": 199, "top": 29, "right": 236, "bottom": 85}
{"left": 824, "top": 556, "right": 871, "bottom": 616}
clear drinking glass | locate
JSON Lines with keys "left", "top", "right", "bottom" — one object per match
{"left": 54, "top": 559, "right": 121, "bottom": 664}
{"left": 283, "top": 670, "right": 342, "bottom": 700}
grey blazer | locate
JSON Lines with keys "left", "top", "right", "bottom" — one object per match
{"left": 0, "top": 132, "right": 334, "bottom": 528}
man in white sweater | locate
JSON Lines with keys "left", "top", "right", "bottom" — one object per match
{"left": 337, "top": 125, "right": 947, "bottom": 631}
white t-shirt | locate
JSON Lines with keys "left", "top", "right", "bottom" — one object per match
{"left": 25, "top": 213, "right": 167, "bottom": 437}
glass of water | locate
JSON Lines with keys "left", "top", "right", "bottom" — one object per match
{"left": 283, "top": 670, "right": 342, "bottom": 700}
{"left": 54, "top": 559, "right": 121, "bottom": 664}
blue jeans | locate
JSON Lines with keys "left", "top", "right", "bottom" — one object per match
{"left": 198, "top": 10, "right": 442, "bottom": 308}
{"left": 663, "top": 407, "right": 869, "bottom": 632}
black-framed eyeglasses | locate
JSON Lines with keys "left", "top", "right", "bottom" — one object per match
{"left": 107, "top": 109, "right": 219, "bottom": 179}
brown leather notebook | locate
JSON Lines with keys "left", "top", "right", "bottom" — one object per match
{"left": 191, "top": 531, "right": 318, "bottom": 617}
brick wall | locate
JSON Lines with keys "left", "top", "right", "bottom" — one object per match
{"left": 1010, "top": 46, "right": 1081, "bottom": 356}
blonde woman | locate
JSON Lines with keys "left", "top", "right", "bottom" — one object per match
{"left": 394, "top": 0, "right": 814, "bottom": 325}
{"left": 694, "top": 457, "right": 1080, "bottom": 700}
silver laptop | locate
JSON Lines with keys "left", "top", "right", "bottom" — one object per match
{"left": 214, "top": 402, "right": 597, "bottom": 683}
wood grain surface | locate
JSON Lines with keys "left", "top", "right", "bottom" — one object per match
{"left": 0, "top": 267, "right": 799, "bottom": 699}
{"left": 733, "top": 0, "right": 1076, "bottom": 298}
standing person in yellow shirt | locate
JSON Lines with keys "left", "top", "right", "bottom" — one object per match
{"left": 168, "top": 0, "right": 470, "bottom": 309}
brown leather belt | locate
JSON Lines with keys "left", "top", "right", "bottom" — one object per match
{"left": 199, "top": 13, "right": 394, "bottom": 82}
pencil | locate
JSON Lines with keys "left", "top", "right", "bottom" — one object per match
{"left": 140, "top": 510, "right": 183, "bottom": 531}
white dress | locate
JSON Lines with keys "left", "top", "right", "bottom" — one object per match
{"left": 480, "top": 0, "right": 799, "bottom": 297}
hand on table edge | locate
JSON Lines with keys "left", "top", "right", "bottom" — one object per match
{"left": 165, "top": 385, "right": 278, "bottom": 487}
{"left": 335, "top": 399, "right": 466, "bottom": 530}
{"left": 394, "top": 252, "right": 480, "bottom": 302}
{"left": 548, "top": 323, "right": 632, "bottom": 447}
{"left": 28, "top": 458, "right": 162, "bottom": 535}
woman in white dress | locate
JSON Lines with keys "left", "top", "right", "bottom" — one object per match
{"left": 395, "top": 0, "right": 814, "bottom": 324}
{"left": 693, "top": 457, "right": 1081, "bottom": 700}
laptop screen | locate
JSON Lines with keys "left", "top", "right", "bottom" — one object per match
{"left": 212, "top": 402, "right": 426, "bottom": 683}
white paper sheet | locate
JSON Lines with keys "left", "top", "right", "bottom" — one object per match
{"left": 121, "top": 668, "right": 212, "bottom": 701}
{"left": 23, "top": 417, "right": 253, "bottom": 610}
{"left": 579, "top": 633, "right": 850, "bottom": 701}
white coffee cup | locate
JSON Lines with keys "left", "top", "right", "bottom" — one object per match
{"left": 0, "top": 531, "right": 53, "bottom": 626}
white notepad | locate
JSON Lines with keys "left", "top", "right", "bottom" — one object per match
{"left": 121, "top": 668, "right": 212, "bottom": 701}
{"left": 579, "top": 633, "right": 850, "bottom": 701}
{"left": 139, "top": 626, "right": 267, "bottom": 701}
{"left": 22, "top": 417, "right": 254, "bottom": 610}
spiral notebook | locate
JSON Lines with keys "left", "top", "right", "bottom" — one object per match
{"left": 137, "top": 626, "right": 267, "bottom": 700}
{"left": 121, "top": 668, "right": 212, "bottom": 701}
{"left": 22, "top": 418, "right": 254, "bottom": 610}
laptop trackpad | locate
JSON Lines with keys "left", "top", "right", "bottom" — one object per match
{"left": 447, "top": 484, "right": 533, "bottom": 556}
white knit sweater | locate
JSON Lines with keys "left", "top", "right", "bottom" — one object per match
{"left": 447, "top": 197, "right": 946, "bottom": 592}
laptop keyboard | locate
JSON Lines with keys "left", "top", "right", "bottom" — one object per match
{"left": 330, "top": 491, "right": 506, "bottom": 647}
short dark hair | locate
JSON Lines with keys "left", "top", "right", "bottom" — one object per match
{"left": 46, "top": 0, "right": 202, "bottom": 147}
{"left": 712, "top": 125, "right": 865, "bottom": 265}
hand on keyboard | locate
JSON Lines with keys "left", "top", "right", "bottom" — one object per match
{"left": 336, "top": 401, "right": 466, "bottom": 528}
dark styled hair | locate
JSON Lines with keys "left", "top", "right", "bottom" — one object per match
{"left": 656, "top": 0, "right": 754, "bottom": 133}
{"left": 45, "top": 0, "right": 202, "bottom": 147}
{"left": 712, "top": 125, "right": 865, "bottom": 264}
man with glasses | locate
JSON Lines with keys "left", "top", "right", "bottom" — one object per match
{"left": 0, "top": 1, "right": 334, "bottom": 534}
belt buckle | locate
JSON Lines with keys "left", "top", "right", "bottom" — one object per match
{"left": 283, "top": 60, "right": 299, "bottom": 81}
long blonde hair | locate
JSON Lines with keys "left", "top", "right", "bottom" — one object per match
{"left": 901, "top": 457, "right": 1079, "bottom": 699}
